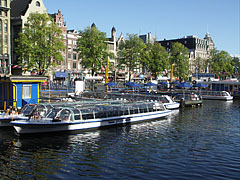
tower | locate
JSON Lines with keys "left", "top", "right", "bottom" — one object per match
{"left": 111, "top": 26, "right": 116, "bottom": 42}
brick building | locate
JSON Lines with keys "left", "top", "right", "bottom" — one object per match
{"left": 49, "top": 10, "right": 67, "bottom": 72}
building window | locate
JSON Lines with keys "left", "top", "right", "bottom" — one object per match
{"left": 57, "top": 18, "right": 62, "bottom": 27}
{"left": 3, "top": 0, "right": 7, "bottom": 7}
{"left": 68, "top": 53, "right": 71, "bottom": 59}
{"left": 36, "top": 1, "right": 40, "bottom": 7}
{"left": 4, "top": 34, "right": 7, "bottom": 44}
{"left": 0, "top": 21, "right": 2, "bottom": 32}
{"left": 22, "top": 85, "right": 31, "bottom": 99}
{"left": 73, "top": 62, "right": 76, "bottom": 69}
{"left": 4, "top": 23, "right": 7, "bottom": 33}
{"left": 73, "top": 53, "right": 77, "bottom": 60}
{"left": 68, "top": 40, "right": 72, "bottom": 44}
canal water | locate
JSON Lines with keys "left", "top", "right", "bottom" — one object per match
{"left": 0, "top": 100, "right": 240, "bottom": 180}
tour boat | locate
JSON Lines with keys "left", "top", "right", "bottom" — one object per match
{"left": 200, "top": 91, "right": 233, "bottom": 100}
{"left": 11, "top": 101, "right": 172, "bottom": 134}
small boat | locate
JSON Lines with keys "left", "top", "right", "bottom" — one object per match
{"left": 157, "top": 95, "right": 180, "bottom": 110}
{"left": 11, "top": 101, "right": 172, "bottom": 134}
{"left": 200, "top": 91, "right": 233, "bottom": 101}
{"left": 172, "top": 92, "right": 203, "bottom": 107}
{"left": 0, "top": 105, "right": 36, "bottom": 127}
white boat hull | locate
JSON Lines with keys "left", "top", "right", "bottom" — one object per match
{"left": 164, "top": 102, "right": 180, "bottom": 110}
{"left": 12, "top": 110, "right": 172, "bottom": 134}
{"left": 0, "top": 116, "right": 28, "bottom": 127}
{"left": 202, "top": 96, "right": 233, "bottom": 101}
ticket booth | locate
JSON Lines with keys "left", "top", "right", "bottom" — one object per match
{"left": 0, "top": 76, "right": 47, "bottom": 110}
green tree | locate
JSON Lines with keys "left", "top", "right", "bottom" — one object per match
{"left": 211, "top": 50, "right": 234, "bottom": 79}
{"left": 232, "top": 56, "right": 240, "bottom": 78}
{"left": 169, "top": 42, "right": 190, "bottom": 81}
{"left": 146, "top": 43, "right": 169, "bottom": 79}
{"left": 117, "top": 34, "right": 146, "bottom": 81}
{"left": 77, "top": 25, "right": 111, "bottom": 76}
{"left": 15, "top": 13, "right": 65, "bottom": 74}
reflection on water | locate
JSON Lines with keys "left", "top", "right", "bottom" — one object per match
{"left": 0, "top": 100, "right": 240, "bottom": 179}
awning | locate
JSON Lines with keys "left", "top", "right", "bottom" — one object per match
{"left": 55, "top": 72, "right": 67, "bottom": 78}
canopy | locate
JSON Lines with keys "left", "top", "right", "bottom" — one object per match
{"left": 176, "top": 82, "right": 192, "bottom": 88}
{"left": 124, "top": 82, "right": 141, "bottom": 87}
{"left": 104, "top": 82, "right": 118, "bottom": 86}
{"left": 170, "top": 81, "right": 180, "bottom": 85}
{"left": 145, "top": 82, "right": 157, "bottom": 86}
{"left": 130, "top": 82, "right": 141, "bottom": 87}
{"left": 159, "top": 81, "right": 168, "bottom": 85}
{"left": 193, "top": 83, "right": 208, "bottom": 88}
{"left": 124, "top": 82, "right": 132, "bottom": 86}
{"left": 55, "top": 72, "right": 67, "bottom": 78}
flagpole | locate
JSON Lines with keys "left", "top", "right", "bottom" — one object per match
{"left": 170, "top": 64, "right": 174, "bottom": 89}
{"left": 105, "top": 56, "right": 109, "bottom": 92}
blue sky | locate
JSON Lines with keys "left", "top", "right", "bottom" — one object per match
{"left": 43, "top": 0, "right": 240, "bottom": 56}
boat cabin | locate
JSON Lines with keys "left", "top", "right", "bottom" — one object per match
{"left": 45, "top": 102, "right": 166, "bottom": 122}
{"left": 0, "top": 76, "right": 47, "bottom": 110}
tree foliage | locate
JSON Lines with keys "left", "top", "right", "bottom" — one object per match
{"left": 146, "top": 43, "right": 169, "bottom": 78}
{"left": 169, "top": 42, "right": 190, "bottom": 81}
{"left": 232, "top": 57, "right": 240, "bottom": 77}
{"left": 77, "top": 25, "right": 111, "bottom": 76}
{"left": 15, "top": 13, "right": 65, "bottom": 74}
{"left": 211, "top": 49, "right": 234, "bottom": 78}
{"left": 117, "top": 34, "right": 146, "bottom": 81}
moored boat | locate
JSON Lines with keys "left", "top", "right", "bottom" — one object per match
{"left": 11, "top": 101, "right": 172, "bottom": 134}
{"left": 201, "top": 91, "right": 233, "bottom": 100}
{"left": 0, "top": 104, "right": 37, "bottom": 127}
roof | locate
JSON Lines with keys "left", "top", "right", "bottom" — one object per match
{"left": 10, "top": 0, "right": 32, "bottom": 18}
{"left": 0, "top": 75, "right": 47, "bottom": 83}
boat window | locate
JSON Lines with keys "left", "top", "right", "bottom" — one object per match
{"left": 123, "top": 106, "right": 129, "bottom": 115}
{"left": 46, "top": 108, "right": 60, "bottom": 119}
{"left": 95, "top": 111, "right": 106, "bottom": 118}
{"left": 81, "top": 109, "right": 94, "bottom": 120}
{"left": 21, "top": 104, "right": 36, "bottom": 116}
{"left": 59, "top": 109, "right": 71, "bottom": 121}
{"left": 111, "top": 106, "right": 119, "bottom": 116}
{"left": 119, "top": 106, "right": 125, "bottom": 116}
{"left": 161, "top": 97, "right": 169, "bottom": 103}
{"left": 143, "top": 104, "right": 148, "bottom": 113}
{"left": 128, "top": 106, "right": 134, "bottom": 114}
{"left": 147, "top": 104, "right": 153, "bottom": 112}
{"left": 132, "top": 105, "right": 139, "bottom": 114}
{"left": 72, "top": 109, "right": 81, "bottom": 120}
{"left": 35, "top": 105, "right": 47, "bottom": 117}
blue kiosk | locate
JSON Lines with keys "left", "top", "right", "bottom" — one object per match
{"left": 0, "top": 76, "right": 47, "bottom": 110}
